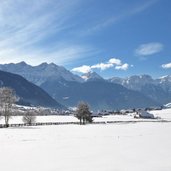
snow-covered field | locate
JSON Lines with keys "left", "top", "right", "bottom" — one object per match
{"left": 0, "top": 109, "right": 171, "bottom": 171}
{"left": 0, "top": 108, "right": 171, "bottom": 124}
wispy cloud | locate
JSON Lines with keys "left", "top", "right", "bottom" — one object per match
{"left": 129, "top": 0, "right": 159, "bottom": 14}
{"left": 0, "top": 44, "right": 95, "bottom": 66}
{"left": 161, "top": 62, "right": 171, "bottom": 69}
{"left": 71, "top": 58, "right": 129, "bottom": 73}
{"left": 0, "top": 0, "right": 96, "bottom": 65}
{"left": 82, "top": 0, "right": 159, "bottom": 34}
{"left": 91, "top": 63, "right": 113, "bottom": 70}
{"left": 0, "top": 0, "right": 161, "bottom": 67}
{"left": 135, "top": 42, "right": 163, "bottom": 56}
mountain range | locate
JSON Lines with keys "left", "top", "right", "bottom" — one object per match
{"left": 0, "top": 62, "right": 170, "bottom": 110}
{"left": 0, "top": 62, "right": 83, "bottom": 86}
{"left": 109, "top": 75, "right": 171, "bottom": 104}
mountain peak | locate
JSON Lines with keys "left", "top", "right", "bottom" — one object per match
{"left": 16, "top": 61, "right": 28, "bottom": 66}
{"left": 38, "top": 62, "right": 57, "bottom": 67}
{"left": 81, "top": 71, "right": 104, "bottom": 81}
{"left": 4, "top": 61, "right": 40, "bottom": 67}
{"left": 49, "top": 62, "right": 57, "bottom": 66}
{"left": 38, "top": 62, "right": 48, "bottom": 66}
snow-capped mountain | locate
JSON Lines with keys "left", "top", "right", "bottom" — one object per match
{"left": 109, "top": 75, "right": 155, "bottom": 91}
{"left": 156, "top": 75, "right": 171, "bottom": 93}
{"left": 109, "top": 74, "right": 171, "bottom": 91}
{"left": 109, "top": 74, "right": 171, "bottom": 105}
{"left": 0, "top": 62, "right": 83, "bottom": 86}
{"left": 81, "top": 72, "right": 104, "bottom": 81}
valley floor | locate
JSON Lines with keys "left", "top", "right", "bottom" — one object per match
{"left": 0, "top": 109, "right": 171, "bottom": 171}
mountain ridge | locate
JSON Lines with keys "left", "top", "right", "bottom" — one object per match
{"left": 0, "top": 62, "right": 83, "bottom": 86}
{"left": 0, "top": 70, "right": 64, "bottom": 109}
{"left": 109, "top": 74, "right": 171, "bottom": 105}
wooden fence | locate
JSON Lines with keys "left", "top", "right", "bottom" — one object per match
{"left": 0, "top": 119, "right": 171, "bottom": 128}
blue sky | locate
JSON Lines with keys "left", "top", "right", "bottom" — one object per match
{"left": 0, "top": 0, "right": 170, "bottom": 78}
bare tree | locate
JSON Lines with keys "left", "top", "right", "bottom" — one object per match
{"left": 22, "top": 111, "right": 36, "bottom": 125}
{"left": 75, "top": 102, "right": 92, "bottom": 125}
{"left": 0, "top": 87, "right": 17, "bottom": 127}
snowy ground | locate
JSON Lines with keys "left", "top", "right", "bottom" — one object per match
{"left": 0, "top": 109, "right": 171, "bottom": 171}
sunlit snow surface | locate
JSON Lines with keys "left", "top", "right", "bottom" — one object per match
{"left": 0, "top": 109, "right": 171, "bottom": 171}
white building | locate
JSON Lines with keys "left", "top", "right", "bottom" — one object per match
{"left": 135, "top": 110, "right": 154, "bottom": 119}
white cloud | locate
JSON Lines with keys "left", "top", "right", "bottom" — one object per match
{"left": 115, "top": 63, "right": 129, "bottom": 70}
{"left": 71, "top": 65, "right": 92, "bottom": 74}
{"left": 72, "top": 58, "right": 130, "bottom": 73}
{"left": 161, "top": 63, "right": 171, "bottom": 69}
{"left": 91, "top": 63, "right": 113, "bottom": 70}
{"left": 91, "top": 58, "right": 123, "bottom": 70}
{"left": 108, "top": 58, "right": 122, "bottom": 65}
{"left": 135, "top": 42, "right": 163, "bottom": 56}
